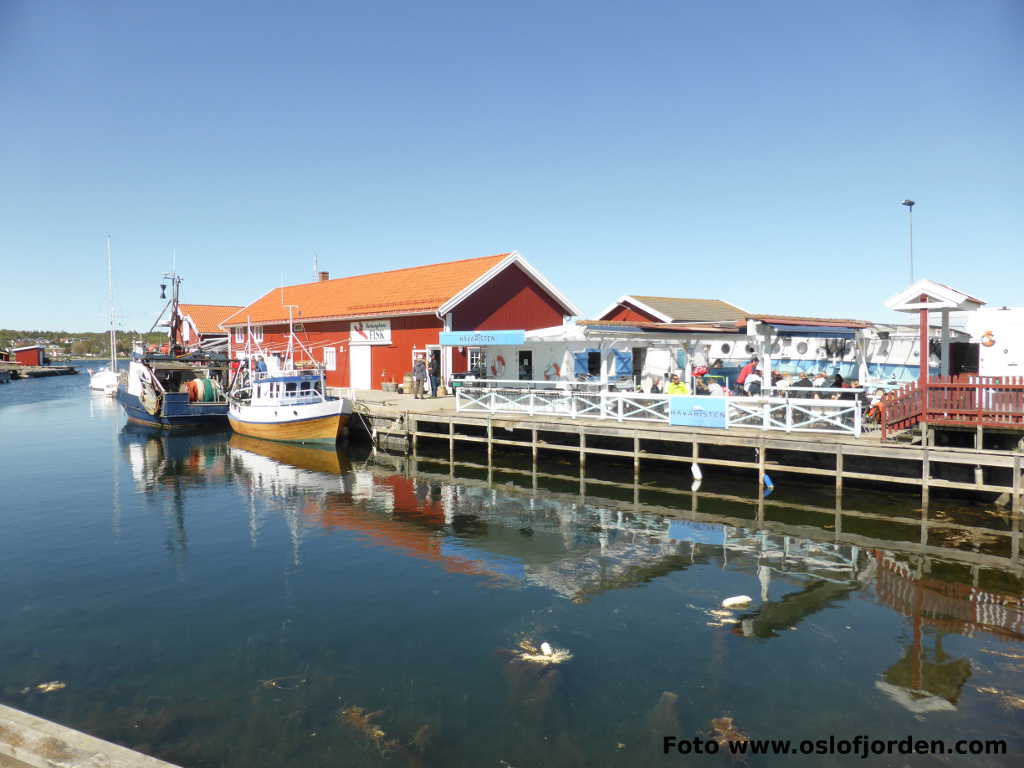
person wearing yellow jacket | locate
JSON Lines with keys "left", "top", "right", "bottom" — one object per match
{"left": 666, "top": 374, "right": 689, "bottom": 395}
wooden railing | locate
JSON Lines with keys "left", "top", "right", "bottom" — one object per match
{"left": 881, "top": 375, "right": 1024, "bottom": 438}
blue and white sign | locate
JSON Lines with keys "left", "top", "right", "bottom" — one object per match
{"left": 439, "top": 330, "right": 525, "bottom": 346}
{"left": 669, "top": 396, "right": 728, "bottom": 428}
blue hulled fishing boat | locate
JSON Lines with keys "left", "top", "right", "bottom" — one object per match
{"left": 116, "top": 272, "right": 230, "bottom": 429}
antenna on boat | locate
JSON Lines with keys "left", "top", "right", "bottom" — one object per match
{"left": 313, "top": 252, "right": 319, "bottom": 282}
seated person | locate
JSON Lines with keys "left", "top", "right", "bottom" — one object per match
{"left": 666, "top": 374, "right": 689, "bottom": 395}
{"left": 745, "top": 369, "right": 763, "bottom": 396}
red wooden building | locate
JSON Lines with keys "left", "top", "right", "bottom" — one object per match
{"left": 12, "top": 345, "right": 46, "bottom": 366}
{"left": 172, "top": 304, "right": 243, "bottom": 350}
{"left": 598, "top": 294, "right": 747, "bottom": 324}
{"left": 222, "top": 252, "right": 579, "bottom": 390}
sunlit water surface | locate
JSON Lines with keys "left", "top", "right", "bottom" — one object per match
{"left": 1, "top": 370, "right": 1022, "bottom": 766}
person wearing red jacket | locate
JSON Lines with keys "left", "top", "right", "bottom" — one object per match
{"left": 736, "top": 356, "right": 759, "bottom": 390}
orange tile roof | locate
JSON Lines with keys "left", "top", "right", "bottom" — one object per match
{"left": 223, "top": 253, "right": 511, "bottom": 326}
{"left": 180, "top": 304, "right": 244, "bottom": 334}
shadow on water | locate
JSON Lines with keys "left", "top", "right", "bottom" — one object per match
{"left": 1, "top": 380, "right": 1022, "bottom": 768}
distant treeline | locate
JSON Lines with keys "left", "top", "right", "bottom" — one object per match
{"left": 1, "top": 329, "right": 168, "bottom": 357}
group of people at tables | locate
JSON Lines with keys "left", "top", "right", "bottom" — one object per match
{"left": 653, "top": 356, "right": 877, "bottom": 407}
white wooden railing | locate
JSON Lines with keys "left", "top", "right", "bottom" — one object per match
{"left": 456, "top": 386, "right": 863, "bottom": 436}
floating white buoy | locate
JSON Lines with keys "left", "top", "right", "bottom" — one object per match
{"left": 540, "top": 642, "right": 553, "bottom": 657}
{"left": 691, "top": 463, "right": 703, "bottom": 480}
{"left": 721, "top": 595, "right": 752, "bottom": 609}
{"left": 691, "top": 479, "right": 702, "bottom": 492}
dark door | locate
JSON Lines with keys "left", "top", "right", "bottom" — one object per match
{"left": 518, "top": 351, "right": 533, "bottom": 381}
{"left": 632, "top": 347, "right": 646, "bottom": 387}
{"left": 949, "top": 342, "right": 979, "bottom": 375}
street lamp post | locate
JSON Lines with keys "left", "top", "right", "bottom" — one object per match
{"left": 901, "top": 199, "right": 915, "bottom": 283}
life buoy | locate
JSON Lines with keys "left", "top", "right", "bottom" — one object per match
{"left": 981, "top": 330, "right": 995, "bottom": 347}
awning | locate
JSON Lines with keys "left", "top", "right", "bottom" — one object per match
{"left": 770, "top": 324, "right": 857, "bottom": 339}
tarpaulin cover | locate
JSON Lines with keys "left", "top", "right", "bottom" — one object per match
{"left": 613, "top": 349, "right": 632, "bottom": 375}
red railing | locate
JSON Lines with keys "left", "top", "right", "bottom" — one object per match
{"left": 881, "top": 375, "right": 1024, "bottom": 439}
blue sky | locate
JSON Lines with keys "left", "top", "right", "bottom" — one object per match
{"left": 2, "top": 0, "right": 1021, "bottom": 332}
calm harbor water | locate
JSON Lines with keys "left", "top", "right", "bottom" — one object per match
{"left": 1, "top": 370, "right": 1022, "bottom": 767}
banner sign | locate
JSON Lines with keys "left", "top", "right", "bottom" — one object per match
{"left": 350, "top": 319, "right": 392, "bottom": 345}
{"left": 669, "top": 396, "right": 728, "bottom": 429}
{"left": 439, "top": 330, "right": 525, "bottom": 346}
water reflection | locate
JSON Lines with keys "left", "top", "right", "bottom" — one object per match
{"left": 104, "top": 427, "right": 1024, "bottom": 765}
{"left": 119, "top": 429, "right": 1024, "bottom": 625}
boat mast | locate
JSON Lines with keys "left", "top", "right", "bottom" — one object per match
{"left": 106, "top": 236, "right": 116, "bottom": 370}
{"left": 284, "top": 304, "right": 299, "bottom": 368}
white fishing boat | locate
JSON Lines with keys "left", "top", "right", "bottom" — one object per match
{"left": 227, "top": 312, "right": 351, "bottom": 444}
{"left": 90, "top": 237, "right": 119, "bottom": 396}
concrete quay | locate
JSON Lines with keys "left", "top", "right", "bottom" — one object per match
{"left": 0, "top": 705, "right": 181, "bottom": 768}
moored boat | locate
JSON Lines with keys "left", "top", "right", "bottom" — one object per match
{"left": 227, "top": 313, "right": 351, "bottom": 444}
{"left": 116, "top": 271, "right": 230, "bottom": 429}
{"left": 118, "top": 356, "right": 230, "bottom": 429}
{"left": 90, "top": 238, "right": 120, "bottom": 396}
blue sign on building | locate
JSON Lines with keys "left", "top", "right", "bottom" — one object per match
{"left": 669, "top": 396, "right": 728, "bottom": 429}
{"left": 439, "top": 330, "right": 526, "bottom": 346}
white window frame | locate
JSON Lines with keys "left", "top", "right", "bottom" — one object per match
{"left": 234, "top": 327, "right": 244, "bottom": 343}
{"left": 251, "top": 325, "right": 264, "bottom": 343}
{"left": 324, "top": 346, "right": 337, "bottom": 371}
{"left": 468, "top": 347, "right": 483, "bottom": 371}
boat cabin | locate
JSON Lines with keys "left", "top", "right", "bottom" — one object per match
{"left": 238, "top": 371, "right": 327, "bottom": 407}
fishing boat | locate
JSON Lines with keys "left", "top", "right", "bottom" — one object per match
{"left": 227, "top": 311, "right": 351, "bottom": 444}
{"left": 116, "top": 271, "right": 230, "bottom": 429}
{"left": 90, "top": 237, "right": 119, "bottom": 396}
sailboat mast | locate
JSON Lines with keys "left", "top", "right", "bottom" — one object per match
{"left": 107, "top": 236, "right": 116, "bottom": 370}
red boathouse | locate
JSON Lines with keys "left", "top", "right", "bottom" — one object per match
{"left": 221, "top": 252, "right": 579, "bottom": 390}
{"left": 12, "top": 345, "right": 46, "bottom": 366}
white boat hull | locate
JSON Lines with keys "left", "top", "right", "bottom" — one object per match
{"left": 228, "top": 397, "right": 352, "bottom": 444}
{"left": 89, "top": 369, "right": 119, "bottom": 396}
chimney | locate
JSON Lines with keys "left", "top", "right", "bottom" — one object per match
{"left": 319, "top": 271, "right": 329, "bottom": 282}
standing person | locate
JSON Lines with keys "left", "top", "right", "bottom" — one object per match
{"left": 736, "top": 356, "right": 758, "bottom": 392}
{"left": 666, "top": 374, "right": 689, "bottom": 395}
{"left": 412, "top": 354, "right": 427, "bottom": 399}
{"left": 428, "top": 356, "right": 439, "bottom": 397}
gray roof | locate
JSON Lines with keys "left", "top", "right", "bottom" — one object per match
{"left": 627, "top": 295, "right": 747, "bottom": 323}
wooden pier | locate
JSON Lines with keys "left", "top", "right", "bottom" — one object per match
{"left": 0, "top": 362, "right": 78, "bottom": 379}
{"left": 345, "top": 390, "right": 1024, "bottom": 511}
